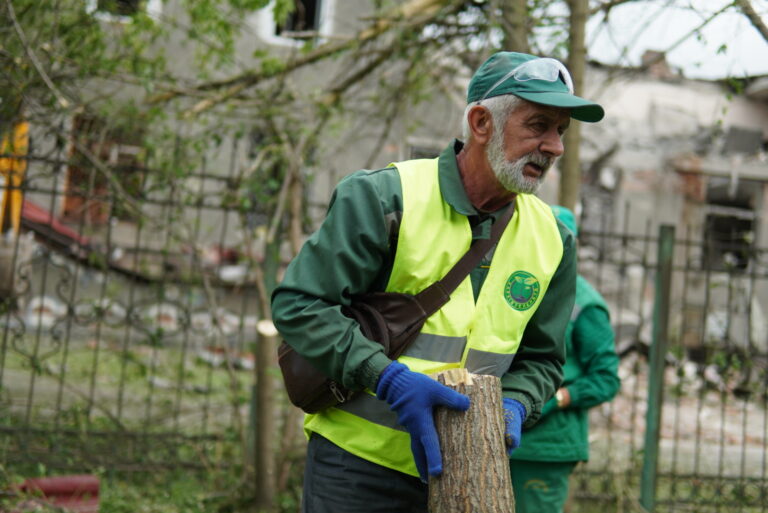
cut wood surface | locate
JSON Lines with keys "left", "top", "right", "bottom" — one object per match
{"left": 429, "top": 368, "right": 515, "bottom": 513}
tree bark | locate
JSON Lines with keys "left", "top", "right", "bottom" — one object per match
{"left": 558, "top": 0, "right": 588, "bottom": 211}
{"left": 428, "top": 369, "right": 515, "bottom": 513}
{"left": 499, "top": 0, "right": 530, "bottom": 53}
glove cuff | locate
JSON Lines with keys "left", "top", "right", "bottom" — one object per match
{"left": 503, "top": 397, "right": 527, "bottom": 424}
{"left": 375, "top": 360, "right": 407, "bottom": 400}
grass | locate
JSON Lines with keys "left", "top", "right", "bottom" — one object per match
{"left": 1, "top": 331, "right": 306, "bottom": 512}
{"left": 0, "top": 461, "right": 304, "bottom": 512}
{"left": 101, "top": 471, "right": 245, "bottom": 513}
{"left": 0, "top": 464, "right": 259, "bottom": 513}
{"left": 5, "top": 461, "right": 762, "bottom": 513}
{"left": 2, "top": 333, "right": 252, "bottom": 434}
{"left": 567, "top": 469, "right": 768, "bottom": 513}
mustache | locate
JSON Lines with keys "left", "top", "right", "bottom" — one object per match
{"left": 525, "top": 152, "right": 554, "bottom": 172}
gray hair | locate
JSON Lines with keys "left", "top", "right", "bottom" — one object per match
{"left": 461, "top": 94, "right": 524, "bottom": 140}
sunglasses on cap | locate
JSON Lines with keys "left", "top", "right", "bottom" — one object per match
{"left": 479, "top": 57, "right": 575, "bottom": 102}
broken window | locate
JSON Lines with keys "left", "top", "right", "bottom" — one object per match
{"left": 257, "top": 0, "right": 331, "bottom": 46}
{"left": 276, "top": 0, "right": 321, "bottom": 37}
{"left": 87, "top": 0, "right": 161, "bottom": 20}
{"left": 62, "top": 114, "right": 145, "bottom": 225}
{"left": 721, "top": 126, "right": 764, "bottom": 156}
{"left": 96, "top": 0, "right": 140, "bottom": 16}
{"left": 702, "top": 177, "right": 758, "bottom": 271}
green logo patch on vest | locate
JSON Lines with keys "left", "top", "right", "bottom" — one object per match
{"left": 504, "top": 271, "right": 540, "bottom": 311}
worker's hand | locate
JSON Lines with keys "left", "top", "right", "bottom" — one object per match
{"left": 502, "top": 397, "right": 527, "bottom": 455}
{"left": 376, "top": 361, "right": 470, "bottom": 482}
{"left": 541, "top": 387, "right": 570, "bottom": 418}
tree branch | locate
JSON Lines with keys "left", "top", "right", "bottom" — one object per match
{"left": 603, "top": 1, "right": 736, "bottom": 73}
{"left": 589, "top": 0, "right": 643, "bottom": 17}
{"left": 320, "top": 48, "right": 395, "bottom": 107}
{"left": 659, "top": 2, "right": 735, "bottom": 62}
{"left": 6, "top": 0, "right": 71, "bottom": 109}
{"left": 147, "top": 0, "right": 464, "bottom": 116}
{"left": 734, "top": 0, "right": 768, "bottom": 45}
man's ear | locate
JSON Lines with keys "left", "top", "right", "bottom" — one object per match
{"left": 467, "top": 105, "right": 494, "bottom": 145}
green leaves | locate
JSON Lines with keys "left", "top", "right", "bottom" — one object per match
{"left": 272, "top": 0, "right": 296, "bottom": 27}
{"left": 260, "top": 56, "right": 286, "bottom": 75}
{"left": 229, "top": 0, "right": 271, "bottom": 9}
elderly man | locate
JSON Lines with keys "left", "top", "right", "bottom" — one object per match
{"left": 272, "top": 51, "right": 605, "bottom": 512}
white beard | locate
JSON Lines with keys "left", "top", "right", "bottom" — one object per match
{"left": 486, "top": 127, "right": 554, "bottom": 195}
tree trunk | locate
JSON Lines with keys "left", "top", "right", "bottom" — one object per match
{"left": 558, "top": 0, "right": 588, "bottom": 211}
{"left": 428, "top": 369, "right": 515, "bottom": 513}
{"left": 499, "top": 0, "right": 530, "bottom": 53}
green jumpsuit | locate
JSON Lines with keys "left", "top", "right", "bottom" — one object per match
{"left": 509, "top": 273, "right": 621, "bottom": 512}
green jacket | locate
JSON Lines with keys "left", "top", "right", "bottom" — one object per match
{"left": 511, "top": 274, "right": 621, "bottom": 461}
{"left": 271, "top": 140, "right": 577, "bottom": 426}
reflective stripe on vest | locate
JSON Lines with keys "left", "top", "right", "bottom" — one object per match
{"left": 304, "top": 157, "right": 564, "bottom": 476}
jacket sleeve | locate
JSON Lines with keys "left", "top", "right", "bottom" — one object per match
{"left": 270, "top": 170, "right": 397, "bottom": 392}
{"left": 501, "top": 223, "right": 576, "bottom": 428}
{"left": 567, "top": 305, "right": 621, "bottom": 408}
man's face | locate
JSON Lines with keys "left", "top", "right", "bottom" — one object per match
{"left": 486, "top": 101, "right": 570, "bottom": 195}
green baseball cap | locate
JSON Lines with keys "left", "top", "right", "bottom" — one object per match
{"left": 467, "top": 52, "right": 604, "bottom": 123}
{"left": 551, "top": 205, "right": 578, "bottom": 237}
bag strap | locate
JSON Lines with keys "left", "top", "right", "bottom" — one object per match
{"left": 415, "top": 198, "right": 516, "bottom": 315}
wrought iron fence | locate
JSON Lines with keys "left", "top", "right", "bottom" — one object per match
{"left": 1, "top": 137, "right": 269, "bottom": 474}
{"left": 1, "top": 144, "right": 767, "bottom": 512}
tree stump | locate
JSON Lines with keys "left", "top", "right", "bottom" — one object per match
{"left": 429, "top": 368, "right": 515, "bottom": 513}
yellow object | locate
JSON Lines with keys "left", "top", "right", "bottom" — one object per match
{"left": 0, "top": 121, "right": 29, "bottom": 235}
{"left": 305, "top": 156, "right": 565, "bottom": 476}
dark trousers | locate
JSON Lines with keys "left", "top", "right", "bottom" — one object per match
{"left": 302, "top": 433, "right": 428, "bottom": 513}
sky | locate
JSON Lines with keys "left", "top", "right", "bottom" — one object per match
{"left": 585, "top": 0, "right": 768, "bottom": 80}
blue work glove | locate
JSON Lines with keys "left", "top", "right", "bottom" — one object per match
{"left": 502, "top": 397, "right": 527, "bottom": 455}
{"left": 376, "top": 361, "right": 470, "bottom": 481}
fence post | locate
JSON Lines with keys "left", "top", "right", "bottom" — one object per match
{"left": 255, "top": 319, "right": 278, "bottom": 512}
{"left": 640, "top": 224, "right": 675, "bottom": 512}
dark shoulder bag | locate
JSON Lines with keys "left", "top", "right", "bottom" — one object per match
{"left": 277, "top": 201, "right": 515, "bottom": 413}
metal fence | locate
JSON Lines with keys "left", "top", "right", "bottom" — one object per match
{"left": 1, "top": 143, "right": 767, "bottom": 511}
{"left": 1, "top": 135, "right": 269, "bottom": 474}
{"left": 571, "top": 217, "right": 768, "bottom": 512}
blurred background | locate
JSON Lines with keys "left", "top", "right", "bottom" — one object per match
{"left": 1, "top": 1, "right": 767, "bottom": 511}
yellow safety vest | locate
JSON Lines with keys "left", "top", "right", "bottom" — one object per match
{"left": 304, "top": 157, "right": 564, "bottom": 476}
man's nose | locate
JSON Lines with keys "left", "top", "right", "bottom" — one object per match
{"left": 540, "top": 129, "right": 565, "bottom": 157}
